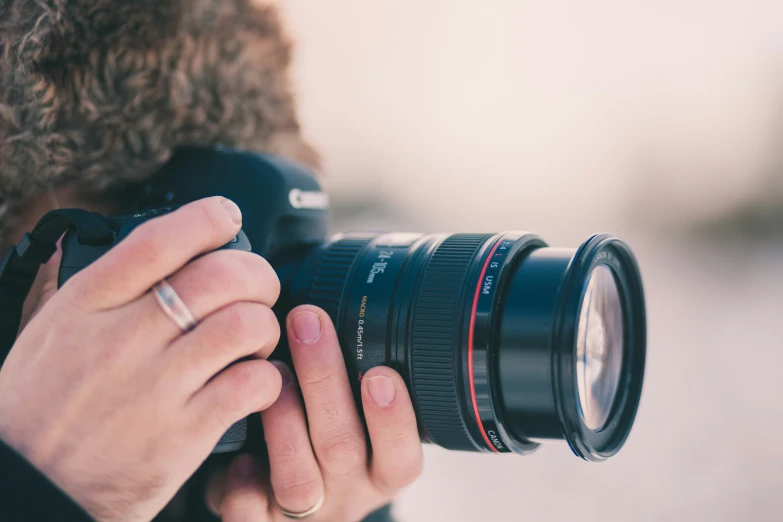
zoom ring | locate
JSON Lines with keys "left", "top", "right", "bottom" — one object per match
{"left": 411, "top": 233, "right": 493, "bottom": 451}
{"left": 306, "top": 235, "right": 374, "bottom": 323}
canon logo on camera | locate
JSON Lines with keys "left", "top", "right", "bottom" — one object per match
{"left": 288, "top": 188, "right": 329, "bottom": 210}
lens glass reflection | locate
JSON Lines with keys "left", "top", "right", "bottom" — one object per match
{"left": 576, "top": 265, "right": 624, "bottom": 430}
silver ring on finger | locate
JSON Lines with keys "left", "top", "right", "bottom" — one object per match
{"left": 278, "top": 493, "right": 325, "bottom": 519}
{"left": 152, "top": 279, "right": 198, "bottom": 333}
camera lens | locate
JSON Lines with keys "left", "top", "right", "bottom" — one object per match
{"left": 279, "top": 231, "right": 646, "bottom": 461}
{"left": 576, "top": 265, "right": 624, "bottom": 430}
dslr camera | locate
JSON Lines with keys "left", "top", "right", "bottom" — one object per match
{"left": 57, "top": 148, "right": 646, "bottom": 461}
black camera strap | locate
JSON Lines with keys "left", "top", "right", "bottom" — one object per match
{"left": 0, "top": 210, "right": 115, "bottom": 366}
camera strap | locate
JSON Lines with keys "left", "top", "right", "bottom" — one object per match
{"left": 0, "top": 209, "right": 115, "bottom": 367}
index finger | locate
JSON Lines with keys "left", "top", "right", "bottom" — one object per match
{"left": 67, "top": 197, "right": 243, "bottom": 309}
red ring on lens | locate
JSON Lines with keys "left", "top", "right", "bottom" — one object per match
{"left": 468, "top": 238, "right": 503, "bottom": 453}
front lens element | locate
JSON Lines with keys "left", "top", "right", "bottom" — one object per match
{"left": 576, "top": 265, "right": 625, "bottom": 430}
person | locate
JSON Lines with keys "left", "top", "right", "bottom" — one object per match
{"left": 0, "top": 1, "right": 423, "bottom": 521}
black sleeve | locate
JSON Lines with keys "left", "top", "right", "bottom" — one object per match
{"left": 0, "top": 439, "right": 94, "bottom": 521}
{"left": 160, "top": 458, "right": 397, "bottom": 522}
{"left": 2, "top": 440, "right": 396, "bottom": 522}
{"left": 362, "top": 504, "right": 396, "bottom": 522}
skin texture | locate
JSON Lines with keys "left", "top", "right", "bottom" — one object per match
{"left": 206, "top": 307, "right": 423, "bottom": 522}
{"left": 0, "top": 194, "right": 423, "bottom": 521}
{"left": 0, "top": 198, "right": 285, "bottom": 521}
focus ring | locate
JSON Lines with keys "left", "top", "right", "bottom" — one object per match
{"left": 411, "top": 233, "right": 493, "bottom": 451}
{"left": 306, "top": 235, "right": 374, "bottom": 322}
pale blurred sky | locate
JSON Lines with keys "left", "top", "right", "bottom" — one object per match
{"left": 278, "top": 0, "right": 783, "bottom": 234}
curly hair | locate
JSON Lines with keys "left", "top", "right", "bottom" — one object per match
{"left": 0, "top": 0, "right": 317, "bottom": 241}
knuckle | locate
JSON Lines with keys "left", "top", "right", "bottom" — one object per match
{"left": 270, "top": 440, "right": 300, "bottom": 465}
{"left": 320, "top": 400, "right": 341, "bottom": 422}
{"left": 259, "top": 324, "right": 282, "bottom": 360}
{"left": 225, "top": 304, "right": 260, "bottom": 337}
{"left": 317, "top": 431, "right": 365, "bottom": 476}
{"left": 221, "top": 490, "right": 267, "bottom": 518}
{"left": 252, "top": 306, "right": 281, "bottom": 349}
{"left": 253, "top": 256, "right": 281, "bottom": 303}
{"left": 262, "top": 309, "right": 282, "bottom": 349}
{"left": 377, "top": 426, "right": 419, "bottom": 449}
{"left": 197, "top": 324, "right": 226, "bottom": 354}
{"left": 375, "top": 459, "right": 423, "bottom": 491}
{"left": 196, "top": 319, "right": 233, "bottom": 354}
{"left": 215, "top": 304, "right": 265, "bottom": 347}
{"left": 183, "top": 254, "right": 245, "bottom": 304}
{"left": 130, "top": 227, "right": 167, "bottom": 268}
{"left": 188, "top": 252, "right": 281, "bottom": 308}
{"left": 199, "top": 304, "right": 279, "bottom": 360}
{"left": 217, "top": 365, "right": 257, "bottom": 413}
{"left": 276, "top": 473, "right": 322, "bottom": 509}
{"left": 232, "top": 253, "right": 282, "bottom": 304}
{"left": 199, "top": 253, "right": 241, "bottom": 291}
{"left": 189, "top": 401, "right": 225, "bottom": 440}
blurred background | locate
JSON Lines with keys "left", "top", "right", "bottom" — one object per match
{"left": 276, "top": 1, "right": 783, "bottom": 521}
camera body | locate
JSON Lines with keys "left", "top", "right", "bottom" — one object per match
{"left": 129, "top": 148, "right": 330, "bottom": 261}
{"left": 56, "top": 147, "right": 647, "bottom": 461}
{"left": 58, "top": 149, "right": 332, "bottom": 452}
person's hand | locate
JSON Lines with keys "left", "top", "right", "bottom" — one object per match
{"left": 206, "top": 305, "right": 423, "bottom": 522}
{"left": 0, "top": 198, "right": 283, "bottom": 522}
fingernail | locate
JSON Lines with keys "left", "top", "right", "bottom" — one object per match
{"left": 291, "top": 311, "right": 321, "bottom": 344}
{"left": 367, "top": 375, "right": 397, "bottom": 407}
{"left": 234, "top": 454, "right": 255, "bottom": 478}
{"left": 273, "top": 361, "right": 292, "bottom": 387}
{"left": 219, "top": 198, "right": 242, "bottom": 226}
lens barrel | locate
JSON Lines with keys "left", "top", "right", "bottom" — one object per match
{"left": 280, "top": 231, "right": 645, "bottom": 461}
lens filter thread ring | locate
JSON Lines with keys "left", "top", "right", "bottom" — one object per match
{"left": 551, "top": 234, "right": 647, "bottom": 461}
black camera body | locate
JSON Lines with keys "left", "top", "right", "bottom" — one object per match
{"left": 59, "top": 213, "right": 254, "bottom": 286}
{"left": 132, "top": 148, "right": 329, "bottom": 261}
{"left": 56, "top": 147, "right": 647, "bottom": 462}
{"left": 59, "top": 148, "right": 329, "bottom": 287}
